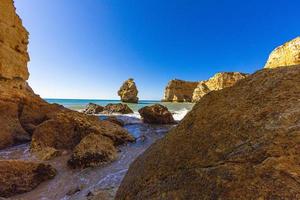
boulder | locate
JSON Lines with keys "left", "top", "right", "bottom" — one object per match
{"left": 138, "top": 104, "right": 175, "bottom": 124}
{"left": 118, "top": 78, "right": 139, "bottom": 103}
{"left": 103, "top": 103, "right": 133, "bottom": 114}
{"left": 265, "top": 36, "right": 300, "bottom": 68}
{"left": 163, "top": 79, "right": 198, "bottom": 102}
{"left": 117, "top": 66, "right": 300, "bottom": 199}
{"left": 68, "top": 133, "right": 117, "bottom": 169}
{"left": 192, "top": 72, "right": 248, "bottom": 102}
{"left": 83, "top": 103, "right": 104, "bottom": 115}
{"left": 0, "top": 160, "right": 56, "bottom": 198}
{"left": 31, "top": 110, "right": 135, "bottom": 160}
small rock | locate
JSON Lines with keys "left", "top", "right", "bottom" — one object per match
{"left": 138, "top": 104, "right": 175, "bottom": 124}
{"left": 103, "top": 116, "right": 125, "bottom": 127}
{"left": 103, "top": 103, "right": 133, "bottom": 114}
{"left": 83, "top": 103, "right": 104, "bottom": 115}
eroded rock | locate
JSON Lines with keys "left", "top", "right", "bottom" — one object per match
{"left": 163, "top": 79, "right": 198, "bottom": 102}
{"left": 117, "top": 66, "right": 300, "bottom": 199}
{"left": 118, "top": 78, "right": 139, "bottom": 103}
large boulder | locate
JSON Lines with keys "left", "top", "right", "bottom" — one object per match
{"left": 265, "top": 36, "right": 300, "bottom": 68}
{"left": 138, "top": 104, "right": 175, "bottom": 124}
{"left": 118, "top": 78, "right": 139, "bottom": 103}
{"left": 117, "top": 66, "right": 300, "bottom": 199}
{"left": 68, "top": 133, "right": 117, "bottom": 169}
{"left": 83, "top": 103, "right": 104, "bottom": 115}
{"left": 192, "top": 72, "right": 248, "bottom": 102}
{"left": 103, "top": 103, "right": 133, "bottom": 114}
{"left": 0, "top": 160, "right": 56, "bottom": 198}
{"left": 31, "top": 109, "right": 135, "bottom": 162}
{"left": 163, "top": 79, "right": 198, "bottom": 102}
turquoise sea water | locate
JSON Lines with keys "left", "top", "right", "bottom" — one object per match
{"left": 45, "top": 99, "right": 195, "bottom": 120}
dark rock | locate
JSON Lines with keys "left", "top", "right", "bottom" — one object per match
{"left": 138, "top": 104, "right": 175, "bottom": 124}
{"left": 103, "top": 103, "right": 133, "bottom": 114}
{"left": 83, "top": 103, "right": 104, "bottom": 115}
{"left": 103, "top": 116, "right": 125, "bottom": 127}
{"left": 0, "top": 160, "right": 56, "bottom": 198}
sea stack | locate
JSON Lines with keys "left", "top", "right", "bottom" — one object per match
{"left": 116, "top": 39, "right": 300, "bottom": 199}
{"left": 163, "top": 79, "right": 198, "bottom": 102}
{"left": 265, "top": 36, "right": 300, "bottom": 68}
{"left": 118, "top": 78, "right": 139, "bottom": 103}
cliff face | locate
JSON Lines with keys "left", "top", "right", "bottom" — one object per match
{"left": 163, "top": 79, "right": 198, "bottom": 102}
{"left": 192, "top": 72, "right": 248, "bottom": 102}
{"left": 265, "top": 36, "right": 300, "bottom": 68}
{"left": 118, "top": 78, "right": 139, "bottom": 103}
{"left": 117, "top": 65, "right": 300, "bottom": 200}
{"left": 163, "top": 73, "right": 247, "bottom": 103}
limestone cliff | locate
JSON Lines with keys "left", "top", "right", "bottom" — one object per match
{"left": 163, "top": 79, "right": 198, "bottom": 102}
{"left": 0, "top": 0, "right": 134, "bottom": 172}
{"left": 265, "top": 36, "right": 300, "bottom": 68}
{"left": 118, "top": 78, "right": 139, "bottom": 103}
{"left": 192, "top": 72, "right": 248, "bottom": 102}
{"left": 117, "top": 65, "right": 300, "bottom": 200}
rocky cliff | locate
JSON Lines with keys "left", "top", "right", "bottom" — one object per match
{"left": 0, "top": 0, "right": 133, "bottom": 173}
{"left": 163, "top": 72, "right": 247, "bottom": 103}
{"left": 265, "top": 36, "right": 300, "bottom": 68}
{"left": 192, "top": 72, "right": 248, "bottom": 102}
{"left": 163, "top": 79, "right": 198, "bottom": 102}
{"left": 117, "top": 65, "right": 300, "bottom": 200}
{"left": 118, "top": 78, "right": 139, "bottom": 103}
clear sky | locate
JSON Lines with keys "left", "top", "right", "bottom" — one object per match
{"left": 14, "top": 0, "right": 300, "bottom": 100}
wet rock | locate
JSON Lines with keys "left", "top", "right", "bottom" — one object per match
{"left": 68, "top": 133, "right": 117, "bottom": 169}
{"left": 0, "top": 160, "right": 56, "bottom": 198}
{"left": 83, "top": 103, "right": 104, "bottom": 115}
{"left": 103, "top": 116, "right": 125, "bottom": 127}
{"left": 118, "top": 78, "right": 139, "bottom": 103}
{"left": 265, "top": 36, "right": 300, "bottom": 68}
{"left": 66, "top": 186, "right": 82, "bottom": 196}
{"left": 103, "top": 103, "right": 133, "bottom": 114}
{"left": 117, "top": 66, "right": 300, "bottom": 199}
{"left": 138, "top": 104, "right": 175, "bottom": 124}
{"left": 163, "top": 79, "right": 198, "bottom": 102}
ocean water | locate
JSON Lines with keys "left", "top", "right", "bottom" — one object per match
{"left": 45, "top": 99, "right": 195, "bottom": 121}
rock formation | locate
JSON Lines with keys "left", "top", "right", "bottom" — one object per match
{"left": 103, "top": 116, "right": 125, "bottom": 127}
{"left": 163, "top": 73, "right": 247, "bottom": 103}
{"left": 192, "top": 72, "right": 248, "bottom": 102}
{"left": 118, "top": 78, "right": 139, "bottom": 103}
{"left": 163, "top": 79, "right": 198, "bottom": 102}
{"left": 103, "top": 103, "right": 133, "bottom": 114}
{"left": 138, "top": 104, "right": 175, "bottom": 124}
{"left": 265, "top": 36, "right": 300, "bottom": 68}
{"left": 117, "top": 66, "right": 300, "bottom": 199}
{"left": 0, "top": 160, "right": 56, "bottom": 198}
{"left": 83, "top": 103, "right": 104, "bottom": 114}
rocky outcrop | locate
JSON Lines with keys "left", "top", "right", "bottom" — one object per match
{"left": 192, "top": 72, "right": 248, "bottom": 102}
{"left": 117, "top": 66, "right": 300, "bottom": 199}
{"left": 0, "top": 0, "right": 135, "bottom": 174}
{"left": 0, "top": 160, "right": 56, "bottom": 197}
{"left": 83, "top": 103, "right": 104, "bottom": 115}
{"left": 103, "top": 103, "right": 133, "bottom": 114}
{"left": 68, "top": 133, "right": 117, "bottom": 169}
{"left": 103, "top": 116, "right": 125, "bottom": 127}
{"left": 138, "top": 104, "right": 175, "bottom": 124}
{"left": 163, "top": 79, "right": 198, "bottom": 102}
{"left": 163, "top": 73, "right": 247, "bottom": 103}
{"left": 265, "top": 36, "right": 300, "bottom": 68}
{"left": 118, "top": 79, "right": 139, "bottom": 103}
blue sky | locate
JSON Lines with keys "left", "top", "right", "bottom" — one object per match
{"left": 15, "top": 0, "right": 300, "bottom": 100}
